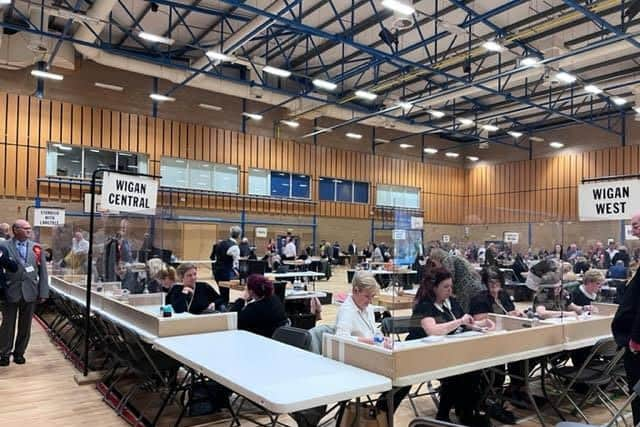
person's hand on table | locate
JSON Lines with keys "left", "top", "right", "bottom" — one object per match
{"left": 459, "top": 314, "right": 473, "bottom": 326}
{"left": 586, "top": 305, "right": 599, "bottom": 314}
{"left": 383, "top": 337, "right": 394, "bottom": 349}
{"left": 509, "top": 309, "right": 525, "bottom": 317}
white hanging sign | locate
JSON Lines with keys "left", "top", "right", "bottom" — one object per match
{"left": 255, "top": 227, "right": 268, "bottom": 238}
{"left": 33, "top": 208, "right": 65, "bottom": 227}
{"left": 100, "top": 172, "right": 158, "bottom": 215}
{"left": 442, "top": 234, "right": 450, "bottom": 243}
{"left": 410, "top": 216, "right": 424, "bottom": 230}
{"left": 393, "top": 229, "right": 406, "bottom": 240}
{"left": 578, "top": 178, "right": 640, "bottom": 221}
{"left": 503, "top": 232, "right": 519, "bottom": 244}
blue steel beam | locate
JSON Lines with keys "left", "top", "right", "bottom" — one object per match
{"left": 561, "top": 0, "right": 640, "bottom": 50}
{"left": 165, "top": 0, "right": 616, "bottom": 133}
{"left": 115, "top": 1, "right": 150, "bottom": 46}
{"left": 47, "top": 0, "right": 85, "bottom": 68}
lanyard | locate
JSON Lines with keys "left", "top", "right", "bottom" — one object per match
{"left": 357, "top": 309, "right": 376, "bottom": 336}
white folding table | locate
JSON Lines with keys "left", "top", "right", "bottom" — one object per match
{"left": 153, "top": 330, "right": 391, "bottom": 417}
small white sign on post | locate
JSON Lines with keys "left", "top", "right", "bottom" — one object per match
{"left": 33, "top": 208, "right": 65, "bottom": 227}
{"left": 503, "top": 232, "right": 519, "bottom": 244}
{"left": 442, "top": 234, "right": 450, "bottom": 243}
{"left": 410, "top": 216, "right": 424, "bottom": 230}
{"left": 579, "top": 178, "right": 640, "bottom": 221}
{"left": 393, "top": 229, "right": 406, "bottom": 240}
{"left": 100, "top": 172, "right": 158, "bottom": 215}
{"left": 625, "top": 225, "right": 639, "bottom": 241}
{"left": 255, "top": 227, "right": 268, "bottom": 238}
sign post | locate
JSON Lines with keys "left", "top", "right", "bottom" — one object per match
{"left": 82, "top": 169, "right": 160, "bottom": 377}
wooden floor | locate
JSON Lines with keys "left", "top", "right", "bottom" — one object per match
{"left": 0, "top": 265, "right": 631, "bottom": 426}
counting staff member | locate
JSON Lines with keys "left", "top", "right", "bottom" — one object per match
{"left": 612, "top": 211, "right": 640, "bottom": 426}
{"left": 229, "top": 274, "right": 288, "bottom": 338}
{"left": 166, "top": 263, "right": 220, "bottom": 314}
{"left": 469, "top": 267, "right": 524, "bottom": 424}
{"left": 571, "top": 269, "right": 603, "bottom": 311}
{"left": 532, "top": 272, "right": 584, "bottom": 319}
{"left": 408, "top": 263, "right": 495, "bottom": 424}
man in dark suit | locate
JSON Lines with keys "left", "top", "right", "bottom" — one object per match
{"left": 347, "top": 240, "right": 357, "bottom": 256}
{"left": 612, "top": 211, "right": 640, "bottom": 425}
{"left": 0, "top": 220, "right": 49, "bottom": 366}
{"left": 0, "top": 245, "right": 19, "bottom": 301}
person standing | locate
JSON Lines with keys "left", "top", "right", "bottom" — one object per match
{"left": 347, "top": 240, "right": 357, "bottom": 256}
{"left": 0, "top": 223, "right": 10, "bottom": 240}
{"left": 0, "top": 245, "right": 19, "bottom": 301}
{"left": 0, "top": 220, "right": 49, "bottom": 366}
{"left": 612, "top": 211, "right": 640, "bottom": 425}
{"left": 213, "top": 226, "right": 241, "bottom": 309}
{"left": 283, "top": 236, "right": 297, "bottom": 260}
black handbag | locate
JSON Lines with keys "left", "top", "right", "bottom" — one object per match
{"left": 183, "top": 380, "right": 231, "bottom": 417}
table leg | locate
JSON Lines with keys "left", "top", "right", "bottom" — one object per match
{"left": 524, "top": 359, "right": 546, "bottom": 427}
{"left": 385, "top": 388, "right": 396, "bottom": 427}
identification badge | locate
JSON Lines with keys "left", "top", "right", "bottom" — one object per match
{"left": 25, "top": 266, "right": 35, "bottom": 273}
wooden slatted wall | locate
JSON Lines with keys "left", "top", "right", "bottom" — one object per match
{"left": 465, "top": 146, "right": 640, "bottom": 224}
{"left": 0, "top": 92, "right": 465, "bottom": 224}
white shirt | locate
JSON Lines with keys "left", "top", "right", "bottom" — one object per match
{"left": 227, "top": 238, "right": 240, "bottom": 269}
{"left": 72, "top": 238, "right": 89, "bottom": 255}
{"left": 283, "top": 241, "right": 297, "bottom": 258}
{"left": 335, "top": 295, "right": 377, "bottom": 338}
{"left": 607, "top": 248, "right": 618, "bottom": 259}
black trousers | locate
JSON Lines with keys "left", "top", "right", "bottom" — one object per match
{"left": 437, "top": 372, "right": 482, "bottom": 420}
{"left": 0, "top": 299, "right": 37, "bottom": 357}
{"left": 624, "top": 349, "right": 640, "bottom": 425}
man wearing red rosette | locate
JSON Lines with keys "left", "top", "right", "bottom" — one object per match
{"left": 0, "top": 219, "right": 49, "bottom": 366}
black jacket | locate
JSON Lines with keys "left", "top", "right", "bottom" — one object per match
{"left": 0, "top": 245, "right": 19, "bottom": 298}
{"left": 612, "top": 269, "right": 640, "bottom": 347}
{"left": 230, "top": 295, "right": 288, "bottom": 338}
{"left": 166, "top": 282, "right": 220, "bottom": 314}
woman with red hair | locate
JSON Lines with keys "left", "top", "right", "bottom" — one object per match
{"left": 230, "top": 274, "right": 288, "bottom": 338}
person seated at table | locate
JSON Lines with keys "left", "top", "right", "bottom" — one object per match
{"left": 157, "top": 266, "right": 178, "bottom": 293}
{"left": 334, "top": 271, "right": 406, "bottom": 419}
{"left": 573, "top": 255, "right": 591, "bottom": 274}
{"left": 532, "top": 272, "right": 586, "bottom": 319}
{"left": 230, "top": 274, "right": 288, "bottom": 338}
{"left": 571, "top": 269, "right": 603, "bottom": 310}
{"left": 145, "top": 257, "right": 165, "bottom": 293}
{"left": 470, "top": 267, "right": 523, "bottom": 424}
{"left": 166, "top": 263, "right": 220, "bottom": 314}
{"left": 562, "top": 262, "right": 578, "bottom": 282}
{"left": 408, "top": 263, "right": 495, "bottom": 425}
{"left": 608, "top": 260, "right": 628, "bottom": 279}
{"left": 371, "top": 243, "right": 384, "bottom": 262}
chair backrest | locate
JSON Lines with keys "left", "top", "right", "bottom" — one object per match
{"left": 272, "top": 326, "right": 312, "bottom": 351}
{"left": 273, "top": 281, "right": 287, "bottom": 304}
{"left": 308, "top": 324, "right": 336, "bottom": 354}
{"left": 276, "top": 264, "right": 290, "bottom": 273}
{"left": 381, "top": 315, "right": 414, "bottom": 336}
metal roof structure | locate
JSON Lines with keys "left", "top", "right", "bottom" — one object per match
{"left": 2, "top": 0, "right": 639, "bottom": 154}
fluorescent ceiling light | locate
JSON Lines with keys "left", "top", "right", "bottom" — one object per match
{"left": 198, "top": 103, "right": 223, "bottom": 111}
{"left": 242, "top": 112, "right": 263, "bottom": 120}
{"left": 612, "top": 97, "right": 627, "bottom": 105}
{"left": 508, "top": 131, "right": 523, "bottom": 138}
{"left": 549, "top": 141, "right": 564, "bottom": 149}
{"left": 457, "top": 118, "right": 474, "bottom": 126}
{"left": 149, "top": 93, "right": 175, "bottom": 102}
{"left": 445, "top": 152, "right": 460, "bottom": 158}
{"left": 0, "top": 0, "right": 11, "bottom": 4}
{"left": 397, "top": 101, "right": 413, "bottom": 110}
{"left": 555, "top": 71, "right": 576, "bottom": 84}
{"left": 374, "top": 138, "right": 390, "bottom": 144}
{"left": 634, "top": 106, "right": 640, "bottom": 114}
{"left": 482, "top": 40, "right": 503, "bottom": 52}
{"left": 90, "top": 149, "right": 100, "bottom": 153}
{"left": 312, "top": 79, "right": 337, "bottom": 91}
{"left": 94, "top": 82, "right": 123, "bottom": 91}
{"left": 205, "top": 50, "right": 231, "bottom": 62}
{"left": 428, "top": 110, "right": 445, "bottom": 119}
{"left": 399, "top": 143, "right": 414, "bottom": 148}
{"left": 381, "top": 0, "right": 415, "bottom": 15}
{"left": 54, "top": 144, "right": 72, "bottom": 151}
{"left": 31, "top": 69, "right": 63, "bottom": 81}
{"left": 263, "top": 65, "right": 291, "bottom": 78}
{"left": 584, "top": 84, "right": 602, "bottom": 95}
{"left": 466, "top": 156, "right": 479, "bottom": 162}
{"left": 346, "top": 132, "right": 363, "bottom": 139}
{"left": 138, "top": 31, "right": 174, "bottom": 45}
{"left": 520, "top": 56, "right": 541, "bottom": 67}
{"left": 281, "top": 120, "right": 300, "bottom": 128}
{"left": 482, "top": 123, "right": 499, "bottom": 132}
{"left": 355, "top": 90, "right": 377, "bottom": 101}
{"left": 423, "top": 148, "right": 438, "bottom": 154}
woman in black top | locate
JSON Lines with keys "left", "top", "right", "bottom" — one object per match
{"left": 166, "top": 263, "right": 220, "bottom": 314}
{"left": 408, "top": 264, "right": 494, "bottom": 424}
{"left": 230, "top": 274, "right": 288, "bottom": 338}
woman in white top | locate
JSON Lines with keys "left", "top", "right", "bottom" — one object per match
{"left": 335, "top": 271, "right": 391, "bottom": 347}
